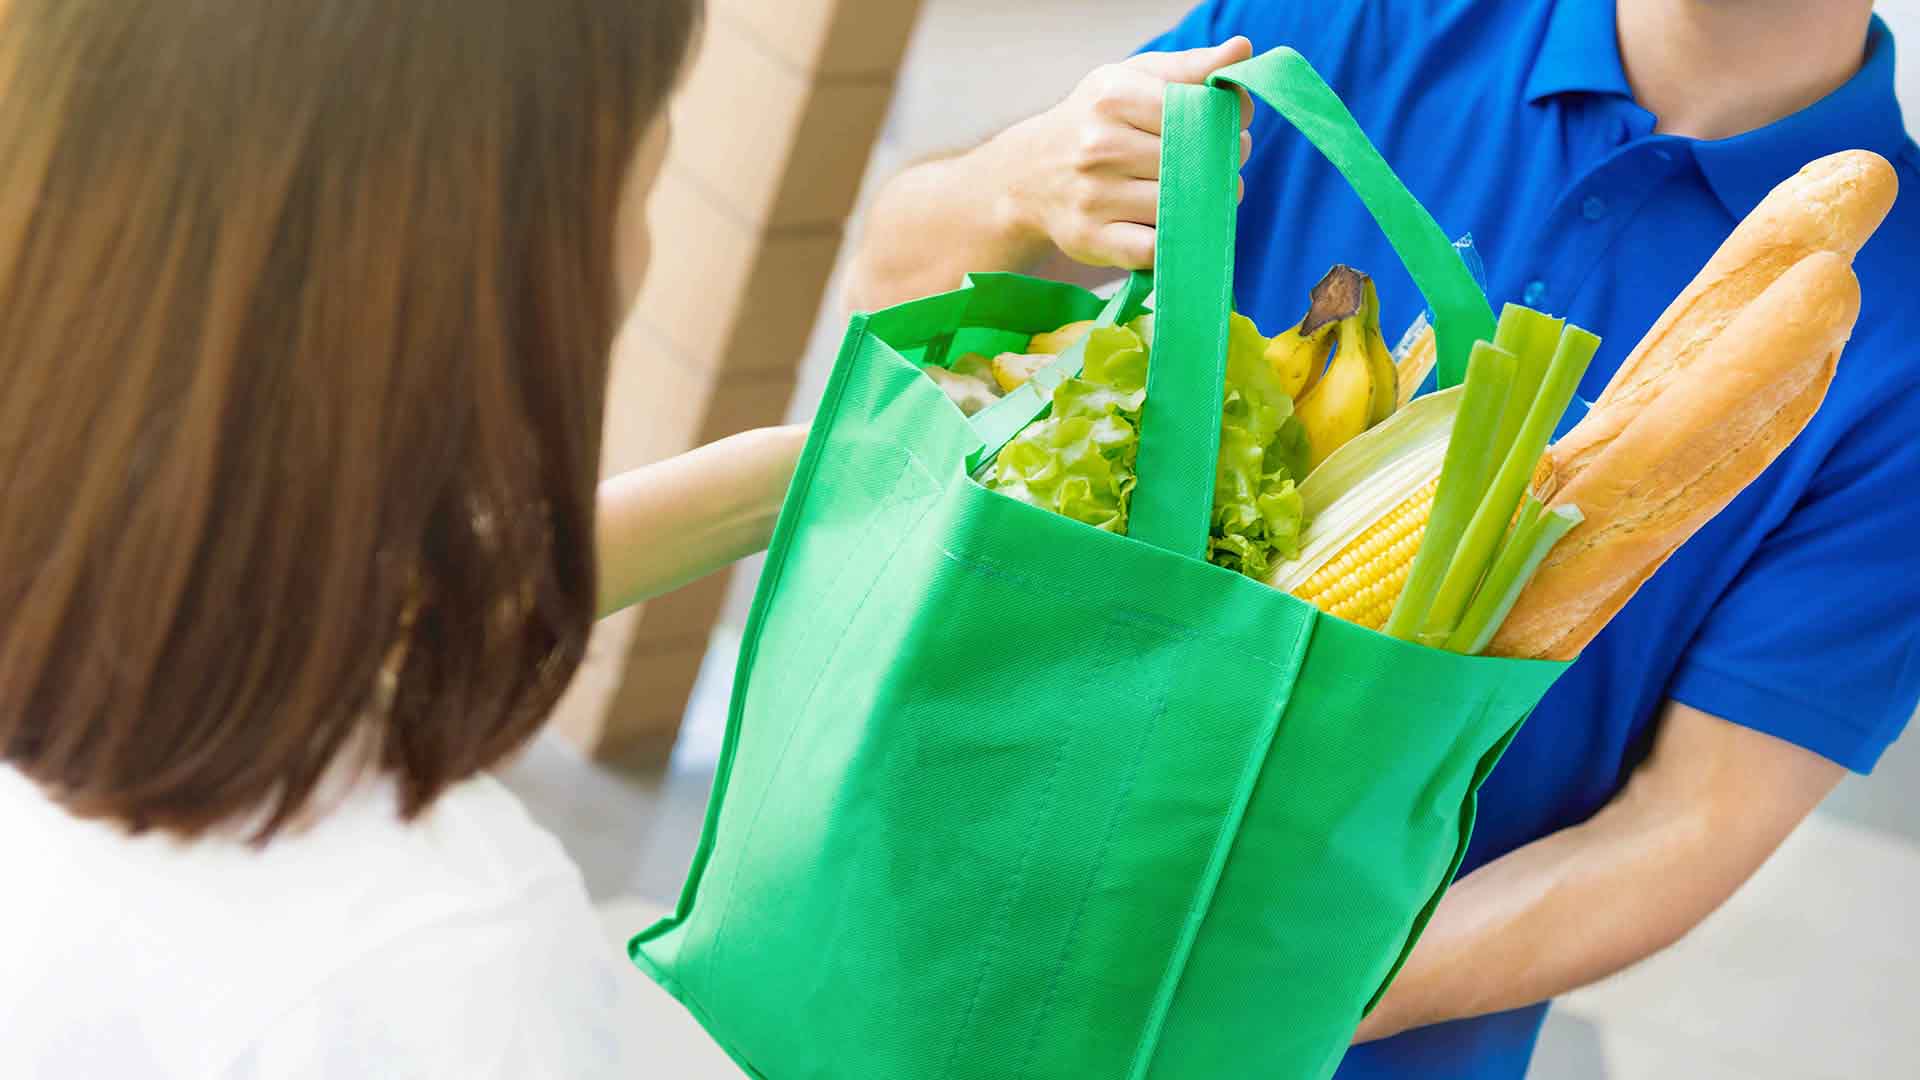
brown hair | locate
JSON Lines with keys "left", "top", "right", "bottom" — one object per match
{"left": 0, "top": 0, "right": 699, "bottom": 838}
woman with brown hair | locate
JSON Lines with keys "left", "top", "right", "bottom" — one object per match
{"left": 0, "top": 1, "right": 800, "bottom": 1074}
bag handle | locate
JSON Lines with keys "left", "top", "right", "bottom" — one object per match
{"left": 1128, "top": 48, "right": 1496, "bottom": 560}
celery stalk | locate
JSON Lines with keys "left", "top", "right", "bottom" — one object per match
{"left": 1449, "top": 502, "right": 1585, "bottom": 655}
{"left": 1418, "top": 325, "right": 1601, "bottom": 646}
{"left": 1383, "top": 340, "right": 1516, "bottom": 640}
{"left": 1507, "top": 496, "right": 1544, "bottom": 551}
{"left": 1488, "top": 305, "right": 1563, "bottom": 467}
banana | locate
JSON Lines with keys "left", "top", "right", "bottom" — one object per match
{"left": 1294, "top": 325, "right": 1377, "bottom": 470}
{"left": 1271, "top": 264, "right": 1373, "bottom": 402}
{"left": 990, "top": 351, "right": 1052, "bottom": 393}
{"left": 1357, "top": 278, "right": 1399, "bottom": 426}
{"left": 1028, "top": 320, "right": 1097, "bottom": 356}
{"left": 1265, "top": 322, "right": 1335, "bottom": 399}
{"left": 1294, "top": 269, "right": 1401, "bottom": 470}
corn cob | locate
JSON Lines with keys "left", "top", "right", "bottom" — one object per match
{"left": 1291, "top": 477, "right": 1437, "bottom": 630}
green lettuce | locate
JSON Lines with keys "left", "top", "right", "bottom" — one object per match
{"left": 985, "top": 313, "right": 1308, "bottom": 578}
{"left": 985, "top": 326, "right": 1147, "bottom": 533}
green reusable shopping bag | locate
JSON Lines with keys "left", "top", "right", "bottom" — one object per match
{"left": 633, "top": 49, "right": 1570, "bottom": 1080}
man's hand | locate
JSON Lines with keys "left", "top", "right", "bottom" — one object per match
{"left": 1352, "top": 701, "right": 1845, "bottom": 1044}
{"left": 994, "top": 38, "right": 1255, "bottom": 271}
{"left": 847, "top": 39, "right": 1254, "bottom": 311}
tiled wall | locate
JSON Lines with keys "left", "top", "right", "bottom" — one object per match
{"left": 549, "top": 0, "right": 926, "bottom": 762}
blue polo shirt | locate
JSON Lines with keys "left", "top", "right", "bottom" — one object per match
{"left": 1144, "top": 2, "right": 1920, "bottom": 1075}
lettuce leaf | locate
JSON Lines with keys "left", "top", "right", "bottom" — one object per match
{"left": 985, "top": 327, "right": 1147, "bottom": 534}
{"left": 986, "top": 313, "right": 1309, "bottom": 578}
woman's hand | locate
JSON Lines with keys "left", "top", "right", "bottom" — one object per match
{"left": 594, "top": 424, "right": 807, "bottom": 618}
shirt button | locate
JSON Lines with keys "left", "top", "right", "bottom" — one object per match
{"left": 1582, "top": 196, "right": 1608, "bottom": 221}
{"left": 1523, "top": 280, "right": 1548, "bottom": 306}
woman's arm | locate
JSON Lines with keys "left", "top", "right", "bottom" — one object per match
{"left": 594, "top": 424, "right": 808, "bottom": 618}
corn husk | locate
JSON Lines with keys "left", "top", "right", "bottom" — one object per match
{"left": 1265, "top": 385, "right": 1459, "bottom": 592}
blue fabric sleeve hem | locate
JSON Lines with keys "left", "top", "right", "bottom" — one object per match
{"left": 1667, "top": 658, "right": 1897, "bottom": 774}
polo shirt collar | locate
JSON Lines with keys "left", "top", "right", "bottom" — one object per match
{"left": 1690, "top": 16, "right": 1910, "bottom": 221}
{"left": 1524, "top": 0, "right": 1633, "bottom": 104}
{"left": 1527, "top": 4, "right": 1911, "bottom": 222}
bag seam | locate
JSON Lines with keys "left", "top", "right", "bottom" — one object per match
{"left": 700, "top": 445, "right": 944, "bottom": 994}
{"left": 1012, "top": 671, "right": 1172, "bottom": 1080}
{"left": 935, "top": 660, "right": 1081, "bottom": 1080}
{"left": 1125, "top": 604, "right": 1318, "bottom": 1080}
{"left": 628, "top": 316, "right": 870, "bottom": 967}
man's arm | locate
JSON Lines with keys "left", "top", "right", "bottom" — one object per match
{"left": 593, "top": 424, "right": 807, "bottom": 618}
{"left": 1356, "top": 700, "right": 1846, "bottom": 1042}
{"left": 845, "top": 39, "right": 1254, "bottom": 312}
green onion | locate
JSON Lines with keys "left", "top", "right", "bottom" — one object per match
{"left": 1488, "top": 305, "right": 1563, "bottom": 469}
{"left": 1505, "top": 496, "right": 1545, "bottom": 553}
{"left": 1418, "top": 324, "right": 1600, "bottom": 647}
{"left": 1383, "top": 340, "right": 1516, "bottom": 640}
{"left": 1449, "top": 502, "right": 1585, "bottom": 655}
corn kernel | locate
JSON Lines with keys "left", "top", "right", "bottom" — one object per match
{"left": 1292, "top": 477, "right": 1438, "bottom": 630}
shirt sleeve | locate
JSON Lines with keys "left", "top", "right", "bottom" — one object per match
{"left": 1668, "top": 392, "right": 1920, "bottom": 773}
{"left": 221, "top": 879, "right": 637, "bottom": 1080}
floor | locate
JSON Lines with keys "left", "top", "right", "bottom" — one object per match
{"left": 502, "top": 0, "right": 1920, "bottom": 1075}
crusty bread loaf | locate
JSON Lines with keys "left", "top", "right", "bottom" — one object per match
{"left": 1547, "top": 150, "right": 1895, "bottom": 488}
{"left": 1489, "top": 252, "right": 1860, "bottom": 660}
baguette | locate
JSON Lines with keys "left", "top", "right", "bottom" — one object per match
{"left": 1489, "top": 252, "right": 1860, "bottom": 660}
{"left": 1547, "top": 150, "right": 1895, "bottom": 488}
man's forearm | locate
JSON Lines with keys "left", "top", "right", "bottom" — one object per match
{"left": 1360, "top": 790, "right": 1723, "bottom": 1036}
{"left": 593, "top": 424, "right": 806, "bottom": 618}
{"left": 1357, "top": 703, "right": 1845, "bottom": 1041}
{"left": 847, "top": 134, "right": 1053, "bottom": 312}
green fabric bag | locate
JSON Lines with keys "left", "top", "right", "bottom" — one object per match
{"left": 634, "top": 49, "right": 1570, "bottom": 1080}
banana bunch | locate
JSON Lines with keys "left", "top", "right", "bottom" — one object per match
{"left": 1265, "top": 265, "right": 1400, "bottom": 470}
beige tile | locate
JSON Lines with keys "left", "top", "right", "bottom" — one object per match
{"left": 631, "top": 571, "right": 736, "bottom": 651}
{"left": 699, "top": 371, "right": 799, "bottom": 444}
{"left": 713, "top": 0, "right": 924, "bottom": 78}
{"left": 635, "top": 170, "right": 845, "bottom": 376}
{"left": 547, "top": 609, "right": 642, "bottom": 756}
{"left": 601, "top": 317, "right": 712, "bottom": 475}
{"left": 670, "top": 16, "right": 899, "bottom": 230}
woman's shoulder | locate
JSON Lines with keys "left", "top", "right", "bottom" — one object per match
{"left": 224, "top": 860, "right": 635, "bottom": 1079}
{"left": 0, "top": 767, "right": 624, "bottom": 1078}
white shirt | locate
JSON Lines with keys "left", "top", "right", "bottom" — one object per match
{"left": 0, "top": 765, "right": 638, "bottom": 1079}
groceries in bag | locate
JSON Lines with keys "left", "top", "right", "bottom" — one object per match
{"left": 1276, "top": 148, "right": 1894, "bottom": 658}
{"left": 926, "top": 149, "right": 1895, "bottom": 659}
